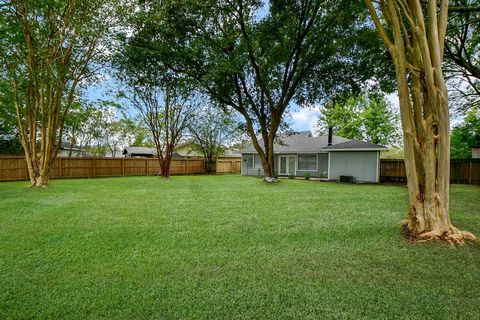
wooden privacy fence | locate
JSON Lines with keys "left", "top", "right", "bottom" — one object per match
{"left": 216, "top": 158, "right": 242, "bottom": 174}
{"left": 0, "top": 156, "right": 206, "bottom": 181}
{"left": 380, "top": 159, "right": 480, "bottom": 184}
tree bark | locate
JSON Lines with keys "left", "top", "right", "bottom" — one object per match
{"left": 158, "top": 155, "right": 173, "bottom": 178}
{"left": 366, "top": 0, "right": 475, "bottom": 244}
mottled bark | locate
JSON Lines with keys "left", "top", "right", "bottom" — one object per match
{"left": 366, "top": 0, "right": 475, "bottom": 244}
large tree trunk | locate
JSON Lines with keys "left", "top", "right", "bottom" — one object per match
{"left": 262, "top": 136, "right": 276, "bottom": 182}
{"left": 366, "top": 0, "right": 475, "bottom": 244}
{"left": 158, "top": 154, "right": 173, "bottom": 178}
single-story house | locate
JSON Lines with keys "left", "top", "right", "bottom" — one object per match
{"left": 240, "top": 131, "right": 387, "bottom": 183}
{"left": 472, "top": 136, "right": 480, "bottom": 159}
{"left": 123, "top": 147, "right": 155, "bottom": 158}
{"left": 123, "top": 147, "right": 183, "bottom": 159}
{"left": 175, "top": 140, "right": 203, "bottom": 157}
{"left": 58, "top": 142, "right": 85, "bottom": 157}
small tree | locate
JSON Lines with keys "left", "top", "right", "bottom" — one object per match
{"left": 130, "top": 84, "right": 194, "bottom": 178}
{"left": 366, "top": 0, "right": 476, "bottom": 243}
{"left": 189, "top": 104, "right": 242, "bottom": 173}
{"left": 0, "top": 0, "right": 118, "bottom": 186}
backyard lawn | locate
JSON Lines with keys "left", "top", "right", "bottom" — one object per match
{"left": 0, "top": 175, "right": 479, "bottom": 319}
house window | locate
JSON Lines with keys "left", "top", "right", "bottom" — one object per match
{"left": 298, "top": 154, "right": 317, "bottom": 171}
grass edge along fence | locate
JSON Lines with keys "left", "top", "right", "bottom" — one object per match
{"left": 0, "top": 156, "right": 242, "bottom": 182}
{"left": 380, "top": 158, "right": 480, "bottom": 185}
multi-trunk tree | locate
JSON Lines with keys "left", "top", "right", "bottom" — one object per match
{"left": 189, "top": 104, "right": 242, "bottom": 173}
{"left": 120, "top": 0, "right": 389, "bottom": 182}
{"left": 0, "top": 0, "right": 119, "bottom": 186}
{"left": 130, "top": 84, "right": 194, "bottom": 178}
{"left": 366, "top": 0, "right": 476, "bottom": 243}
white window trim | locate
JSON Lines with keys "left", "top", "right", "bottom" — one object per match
{"left": 297, "top": 153, "right": 318, "bottom": 172}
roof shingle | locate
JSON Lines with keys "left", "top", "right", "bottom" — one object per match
{"left": 239, "top": 132, "right": 386, "bottom": 153}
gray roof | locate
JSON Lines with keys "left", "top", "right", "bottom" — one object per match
{"left": 322, "top": 140, "right": 387, "bottom": 151}
{"left": 123, "top": 147, "right": 186, "bottom": 158}
{"left": 239, "top": 131, "right": 387, "bottom": 154}
{"left": 123, "top": 147, "right": 155, "bottom": 155}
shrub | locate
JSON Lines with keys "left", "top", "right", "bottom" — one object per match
{"left": 304, "top": 173, "right": 311, "bottom": 180}
{"left": 288, "top": 174, "right": 295, "bottom": 179}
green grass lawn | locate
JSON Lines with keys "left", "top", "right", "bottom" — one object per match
{"left": 0, "top": 175, "right": 479, "bottom": 319}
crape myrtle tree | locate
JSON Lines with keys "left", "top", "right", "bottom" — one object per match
{"left": 0, "top": 0, "right": 121, "bottom": 186}
{"left": 119, "top": 0, "right": 391, "bottom": 182}
{"left": 128, "top": 83, "right": 195, "bottom": 178}
{"left": 189, "top": 104, "right": 243, "bottom": 173}
{"left": 366, "top": 0, "right": 476, "bottom": 243}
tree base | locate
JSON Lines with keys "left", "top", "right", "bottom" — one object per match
{"left": 402, "top": 221, "right": 476, "bottom": 245}
{"left": 264, "top": 176, "right": 278, "bottom": 183}
{"left": 30, "top": 175, "right": 49, "bottom": 187}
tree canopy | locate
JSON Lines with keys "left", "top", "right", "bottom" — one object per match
{"left": 318, "top": 94, "right": 401, "bottom": 146}
{"left": 451, "top": 108, "right": 480, "bottom": 158}
{"left": 117, "top": 0, "right": 393, "bottom": 180}
{"left": 445, "top": 0, "right": 480, "bottom": 113}
{"left": 0, "top": 0, "right": 122, "bottom": 186}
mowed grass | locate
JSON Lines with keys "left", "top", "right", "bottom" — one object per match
{"left": 0, "top": 175, "right": 479, "bottom": 319}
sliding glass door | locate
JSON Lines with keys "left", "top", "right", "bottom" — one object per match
{"left": 279, "top": 155, "right": 296, "bottom": 176}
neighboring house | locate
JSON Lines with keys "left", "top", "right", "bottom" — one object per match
{"left": 240, "top": 131, "right": 387, "bottom": 183}
{"left": 58, "top": 142, "right": 85, "bottom": 157}
{"left": 223, "top": 148, "right": 242, "bottom": 158}
{"left": 122, "top": 147, "right": 183, "bottom": 159}
{"left": 123, "top": 147, "right": 155, "bottom": 158}
{"left": 473, "top": 147, "right": 480, "bottom": 159}
{"left": 472, "top": 136, "right": 480, "bottom": 159}
{"left": 175, "top": 141, "right": 203, "bottom": 157}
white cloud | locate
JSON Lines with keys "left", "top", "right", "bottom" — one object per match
{"left": 288, "top": 108, "right": 321, "bottom": 135}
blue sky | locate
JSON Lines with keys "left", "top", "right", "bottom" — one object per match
{"left": 85, "top": 79, "right": 403, "bottom": 136}
{"left": 84, "top": 78, "right": 327, "bottom": 133}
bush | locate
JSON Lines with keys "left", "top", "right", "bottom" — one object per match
{"left": 273, "top": 171, "right": 279, "bottom": 179}
{"left": 288, "top": 174, "right": 295, "bottom": 179}
{"left": 304, "top": 173, "right": 311, "bottom": 180}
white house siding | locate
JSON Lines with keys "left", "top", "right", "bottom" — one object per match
{"left": 329, "top": 151, "right": 379, "bottom": 182}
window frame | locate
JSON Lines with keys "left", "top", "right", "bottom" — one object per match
{"left": 297, "top": 153, "right": 318, "bottom": 172}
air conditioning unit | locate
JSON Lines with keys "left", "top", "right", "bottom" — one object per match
{"left": 339, "top": 175, "right": 355, "bottom": 183}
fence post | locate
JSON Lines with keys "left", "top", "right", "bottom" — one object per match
{"left": 469, "top": 161, "right": 472, "bottom": 184}
{"left": 122, "top": 158, "right": 125, "bottom": 176}
{"left": 25, "top": 158, "right": 28, "bottom": 181}
{"left": 59, "top": 158, "right": 63, "bottom": 179}
{"left": 93, "top": 158, "right": 96, "bottom": 178}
